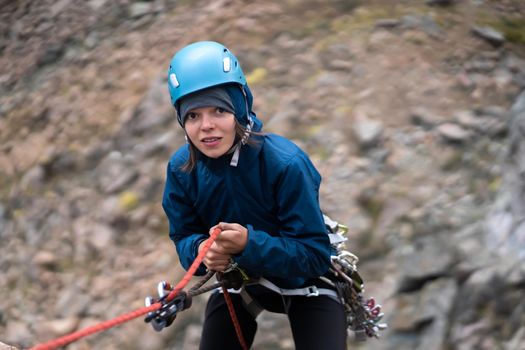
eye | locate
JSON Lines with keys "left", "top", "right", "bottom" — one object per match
{"left": 216, "top": 107, "right": 225, "bottom": 114}
{"left": 186, "top": 112, "right": 198, "bottom": 120}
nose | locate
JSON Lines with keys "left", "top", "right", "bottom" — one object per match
{"left": 200, "top": 112, "right": 215, "bottom": 130}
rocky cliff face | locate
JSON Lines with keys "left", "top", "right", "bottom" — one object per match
{"left": 1, "top": 0, "right": 524, "bottom": 349}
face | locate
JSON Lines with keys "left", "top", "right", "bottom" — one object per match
{"left": 184, "top": 106, "right": 236, "bottom": 158}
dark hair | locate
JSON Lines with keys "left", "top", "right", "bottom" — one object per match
{"left": 181, "top": 121, "right": 262, "bottom": 172}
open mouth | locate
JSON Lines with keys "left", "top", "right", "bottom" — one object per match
{"left": 201, "top": 137, "right": 222, "bottom": 147}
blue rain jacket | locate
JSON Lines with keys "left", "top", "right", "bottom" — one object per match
{"left": 162, "top": 132, "right": 331, "bottom": 289}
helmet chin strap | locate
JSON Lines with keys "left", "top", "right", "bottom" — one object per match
{"left": 230, "top": 115, "right": 253, "bottom": 167}
{"left": 230, "top": 86, "right": 253, "bottom": 167}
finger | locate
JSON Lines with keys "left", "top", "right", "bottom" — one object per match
{"left": 209, "top": 224, "right": 221, "bottom": 235}
{"left": 215, "top": 230, "right": 232, "bottom": 242}
{"left": 203, "top": 257, "right": 230, "bottom": 271}
{"left": 218, "top": 222, "right": 241, "bottom": 231}
{"left": 215, "top": 229, "right": 242, "bottom": 243}
{"left": 208, "top": 242, "right": 229, "bottom": 255}
{"left": 205, "top": 251, "right": 230, "bottom": 262}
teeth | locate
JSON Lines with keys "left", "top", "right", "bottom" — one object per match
{"left": 203, "top": 138, "right": 219, "bottom": 142}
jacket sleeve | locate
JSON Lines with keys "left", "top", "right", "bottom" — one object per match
{"left": 234, "top": 152, "right": 331, "bottom": 285}
{"left": 162, "top": 161, "right": 207, "bottom": 275}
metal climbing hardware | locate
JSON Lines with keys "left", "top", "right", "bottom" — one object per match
{"left": 218, "top": 268, "right": 251, "bottom": 290}
{"left": 144, "top": 290, "right": 192, "bottom": 332}
{"left": 324, "top": 214, "right": 388, "bottom": 341}
{"left": 143, "top": 270, "right": 222, "bottom": 333}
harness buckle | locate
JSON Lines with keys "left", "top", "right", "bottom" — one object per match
{"left": 306, "top": 286, "right": 319, "bottom": 297}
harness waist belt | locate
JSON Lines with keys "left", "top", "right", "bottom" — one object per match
{"left": 251, "top": 277, "right": 340, "bottom": 301}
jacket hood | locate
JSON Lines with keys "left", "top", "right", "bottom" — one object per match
{"left": 223, "top": 83, "right": 263, "bottom": 132}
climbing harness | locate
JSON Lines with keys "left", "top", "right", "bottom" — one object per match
{"left": 144, "top": 214, "right": 387, "bottom": 342}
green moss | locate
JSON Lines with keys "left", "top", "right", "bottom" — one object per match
{"left": 494, "top": 17, "right": 525, "bottom": 44}
{"left": 311, "top": 145, "right": 331, "bottom": 161}
{"left": 475, "top": 9, "right": 525, "bottom": 45}
{"left": 290, "top": 15, "right": 333, "bottom": 39}
{"left": 246, "top": 67, "right": 268, "bottom": 86}
{"left": 488, "top": 176, "right": 501, "bottom": 193}
{"left": 330, "top": 3, "right": 429, "bottom": 33}
{"left": 119, "top": 191, "right": 140, "bottom": 210}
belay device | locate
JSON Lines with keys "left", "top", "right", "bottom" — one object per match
{"left": 324, "top": 214, "right": 388, "bottom": 340}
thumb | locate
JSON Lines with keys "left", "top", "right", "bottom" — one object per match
{"left": 209, "top": 224, "right": 221, "bottom": 235}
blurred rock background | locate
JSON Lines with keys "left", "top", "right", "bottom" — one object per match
{"left": 1, "top": 0, "right": 525, "bottom": 349}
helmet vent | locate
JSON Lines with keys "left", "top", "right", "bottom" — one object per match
{"left": 169, "top": 73, "right": 179, "bottom": 88}
{"left": 223, "top": 57, "right": 231, "bottom": 72}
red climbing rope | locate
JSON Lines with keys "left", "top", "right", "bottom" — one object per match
{"left": 221, "top": 283, "right": 249, "bottom": 350}
{"left": 29, "top": 228, "right": 222, "bottom": 350}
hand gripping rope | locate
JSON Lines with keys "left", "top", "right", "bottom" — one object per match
{"left": 29, "top": 228, "right": 223, "bottom": 350}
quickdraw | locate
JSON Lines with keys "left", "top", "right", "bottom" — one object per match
{"left": 324, "top": 214, "right": 388, "bottom": 341}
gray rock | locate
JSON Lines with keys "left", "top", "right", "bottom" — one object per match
{"left": 437, "top": 123, "right": 471, "bottom": 142}
{"left": 265, "top": 110, "right": 297, "bottom": 136}
{"left": 401, "top": 15, "right": 443, "bottom": 38}
{"left": 454, "top": 110, "right": 507, "bottom": 136}
{"left": 128, "top": 77, "right": 173, "bottom": 136}
{"left": 471, "top": 26, "right": 506, "bottom": 47}
{"left": 416, "top": 279, "right": 458, "bottom": 350}
{"left": 20, "top": 165, "right": 45, "bottom": 191}
{"left": 73, "top": 217, "right": 116, "bottom": 257}
{"left": 88, "top": 0, "right": 108, "bottom": 11}
{"left": 450, "top": 319, "right": 492, "bottom": 347}
{"left": 36, "top": 317, "right": 80, "bottom": 337}
{"left": 455, "top": 223, "right": 495, "bottom": 274}
{"left": 396, "top": 235, "right": 455, "bottom": 292}
{"left": 352, "top": 115, "right": 384, "bottom": 148}
{"left": 31, "top": 251, "right": 58, "bottom": 270}
{"left": 132, "top": 130, "right": 178, "bottom": 158}
{"left": 129, "top": 2, "right": 155, "bottom": 18}
{"left": 0, "top": 341, "right": 19, "bottom": 350}
{"left": 96, "top": 151, "right": 138, "bottom": 194}
{"left": 410, "top": 107, "right": 443, "bottom": 129}
{"left": 464, "top": 59, "right": 496, "bottom": 73}
{"left": 426, "top": 0, "right": 454, "bottom": 5}
{"left": 476, "top": 105, "right": 507, "bottom": 118}
{"left": 505, "top": 54, "right": 525, "bottom": 74}
{"left": 5, "top": 321, "right": 31, "bottom": 347}
{"left": 56, "top": 287, "right": 91, "bottom": 318}
{"left": 50, "top": 0, "right": 72, "bottom": 17}
{"left": 391, "top": 278, "right": 457, "bottom": 338}
{"left": 506, "top": 327, "right": 525, "bottom": 350}
{"left": 375, "top": 18, "right": 400, "bottom": 29}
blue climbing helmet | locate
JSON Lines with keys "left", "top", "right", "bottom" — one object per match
{"left": 168, "top": 41, "right": 247, "bottom": 126}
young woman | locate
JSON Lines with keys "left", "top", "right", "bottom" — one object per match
{"left": 162, "top": 41, "right": 347, "bottom": 349}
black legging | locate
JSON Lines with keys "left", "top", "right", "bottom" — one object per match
{"left": 199, "top": 287, "right": 347, "bottom": 350}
